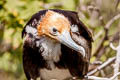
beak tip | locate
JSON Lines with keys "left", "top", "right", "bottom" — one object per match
{"left": 78, "top": 47, "right": 86, "bottom": 58}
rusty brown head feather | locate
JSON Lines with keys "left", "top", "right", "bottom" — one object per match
{"left": 37, "top": 10, "right": 70, "bottom": 40}
{"left": 37, "top": 10, "right": 85, "bottom": 57}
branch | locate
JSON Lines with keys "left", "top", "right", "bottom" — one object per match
{"left": 105, "top": 14, "right": 120, "bottom": 29}
{"left": 85, "top": 76, "right": 108, "bottom": 80}
{"left": 93, "top": 35, "right": 107, "bottom": 57}
{"left": 87, "top": 57, "right": 116, "bottom": 76}
{"left": 110, "top": 72, "right": 120, "bottom": 80}
{"left": 93, "top": 14, "right": 120, "bottom": 58}
{"left": 94, "top": 29, "right": 104, "bottom": 40}
{"left": 91, "top": 61, "right": 103, "bottom": 65}
{"left": 86, "top": 72, "right": 120, "bottom": 80}
{"left": 110, "top": 42, "right": 120, "bottom": 80}
{"left": 110, "top": 43, "right": 117, "bottom": 50}
{"left": 114, "top": 0, "right": 120, "bottom": 10}
{"left": 87, "top": 28, "right": 120, "bottom": 79}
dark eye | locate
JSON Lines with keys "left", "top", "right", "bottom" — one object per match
{"left": 51, "top": 27, "right": 59, "bottom": 36}
{"left": 52, "top": 28, "right": 58, "bottom": 33}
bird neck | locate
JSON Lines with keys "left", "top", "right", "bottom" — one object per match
{"left": 37, "top": 36, "right": 61, "bottom": 69}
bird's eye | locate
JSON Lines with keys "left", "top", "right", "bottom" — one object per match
{"left": 51, "top": 27, "right": 59, "bottom": 36}
{"left": 53, "top": 28, "right": 58, "bottom": 33}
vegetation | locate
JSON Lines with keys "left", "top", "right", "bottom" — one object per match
{"left": 0, "top": 0, "right": 120, "bottom": 80}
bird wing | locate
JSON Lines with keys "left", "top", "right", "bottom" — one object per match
{"left": 22, "top": 10, "right": 48, "bottom": 79}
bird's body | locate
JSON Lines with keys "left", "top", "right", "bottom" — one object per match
{"left": 22, "top": 9, "right": 93, "bottom": 80}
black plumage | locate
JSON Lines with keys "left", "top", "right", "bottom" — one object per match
{"left": 22, "top": 9, "right": 93, "bottom": 80}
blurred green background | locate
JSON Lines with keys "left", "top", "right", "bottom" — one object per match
{"left": 0, "top": 0, "right": 120, "bottom": 80}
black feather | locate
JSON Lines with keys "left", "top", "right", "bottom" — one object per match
{"left": 22, "top": 9, "right": 92, "bottom": 80}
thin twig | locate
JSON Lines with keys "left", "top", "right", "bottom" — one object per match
{"left": 93, "top": 34, "right": 107, "bottom": 57}
{"left": 114, "top": 0, "right": 120, "bottom": 10}
{"left": 87, "top": 57, "right": 116, "bottom": 76}
{"left": 110, "top": 41, "right": 120, "bottom": 80}
{"left": 85, "top": 76, "right": 109, "bottom": 80}
{"left": 94, "top": 29, "right": 104, "bottom": 41}
{"left": 110, "top": 72, "right": 120, "bottom": 80}
{"left": 110, "top": 43, "right": 116, "bottom": 50}
{"left": 86, "top": 72, "right": 120, "bottom": 80}
{"left": 105, "top": 14, "right": 120, "bottom": 29}
{"left": 91, "top": 61, "right": 103, "bottom": 65}
{"left": 93, "top": 14, "right": 120, "bottom": 58}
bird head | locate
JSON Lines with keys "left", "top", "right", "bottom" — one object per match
{"left": 37, "top": 10, "right": 85, "bottom": 57}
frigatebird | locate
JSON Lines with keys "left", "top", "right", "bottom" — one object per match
{"left": 22, "top": 9, "right": 93, "bottom": 80}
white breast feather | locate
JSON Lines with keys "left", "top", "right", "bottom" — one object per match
{"left": 36, "top": 37, "right": 61, "bottom": 69}
{"left": 25, "top": 25, "right": 37, "bottom": 36}
{"left": 71, "top": 24, "right": 79, "bottom": 32}
{"left": 40, "top": 38, "right": 61, "bottom": 62}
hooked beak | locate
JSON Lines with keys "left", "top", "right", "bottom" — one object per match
{"left": 57, "top": 30, "right": 85, "bottom": 57}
